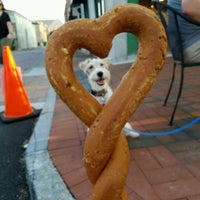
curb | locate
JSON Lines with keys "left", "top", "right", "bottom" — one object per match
{"left": 25, "top": 86, "right": 75, "bottom": 200}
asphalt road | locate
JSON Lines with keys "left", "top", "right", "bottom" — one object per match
{"left": 0, "top": 47, "right": 49, "bottom": 200}
{"left": 0, "top": 117, "right": 39, "bottom": 200}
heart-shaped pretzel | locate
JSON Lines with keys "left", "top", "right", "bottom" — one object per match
{"left": 45, "top": 4, "right": 167, "bottom": 199}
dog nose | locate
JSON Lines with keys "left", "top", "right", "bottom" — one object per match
{"left": 97, "top": 71, "right": 103, "bottom": 77}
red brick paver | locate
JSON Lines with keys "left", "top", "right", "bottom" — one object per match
{"left": 48, "top": 55, "right": 200, "bottom": 199}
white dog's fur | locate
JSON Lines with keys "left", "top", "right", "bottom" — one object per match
{"left": 79, "top": 57, "right": 140, "bottom": 138}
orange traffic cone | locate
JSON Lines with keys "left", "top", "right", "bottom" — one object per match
{"left": 0, "top": 46, "right": 40, "bottom": 123}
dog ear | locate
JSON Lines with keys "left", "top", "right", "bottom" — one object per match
{"left": 103, "top": 57, "right": 110, "bottom": 68}
{"left": 79, "top": 58, "right": 91, "bottom": 70}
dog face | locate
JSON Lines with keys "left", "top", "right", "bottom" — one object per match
{"left": 79, "top": 57, "right": 111, "bottom": 91}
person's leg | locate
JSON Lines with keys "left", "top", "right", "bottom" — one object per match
{"left": 0, "top": 38, "right": 13, "bottom": 64}
{"left": 184, "top": 40, "right": 200, "bottom": 63}
{"left": 1, "top": 37, "right": 13, "bottom": 48}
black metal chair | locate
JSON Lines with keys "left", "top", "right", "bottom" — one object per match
{"left": 152, "top": 0, "right": 200, "bottom": 125}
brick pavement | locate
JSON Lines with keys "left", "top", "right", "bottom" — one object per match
{"left": 48, "top": 52, "right": 200, "bottom": 200}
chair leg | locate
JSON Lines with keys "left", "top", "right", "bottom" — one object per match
{"left": 164, "top": 62, "right": 176, "bottom": 106}
{"left": 168, "top": 66, "right": 184, "bottom": 126}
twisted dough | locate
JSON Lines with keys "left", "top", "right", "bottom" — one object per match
{"left": 45, "top": 4, "right": 167, "bottom": 199}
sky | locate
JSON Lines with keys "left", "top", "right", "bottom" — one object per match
{"left": 4, "top": 0, "right": 66, "bottom": 23}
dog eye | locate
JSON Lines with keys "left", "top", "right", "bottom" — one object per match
{"left": 100, "top": 63, "right": 104, "bottom": 66}
{"left": 89, "top": 65, "right": 93, "bottom": 70}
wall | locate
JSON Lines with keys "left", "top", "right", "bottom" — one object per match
{"left": 33, "top": 22, "right": 48, "bottom": 46}
{"left": 105, "top": 0, "right": 129, "bottom": 64}
{"left": 76, "top": 0, "right": 152, "bottom": 63}
{"left": 7, "top": 10, "right": 38, "bottom": 50}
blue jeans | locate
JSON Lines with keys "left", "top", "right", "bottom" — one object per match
{"left": 184, "top": 40, "right": 200, "bottom": 64}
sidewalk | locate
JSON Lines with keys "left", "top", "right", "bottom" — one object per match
{"left": 29, "top": 51, "right": 200, "bottom": 200}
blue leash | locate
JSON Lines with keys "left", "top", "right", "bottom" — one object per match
{"left": 124, "top": 116, "right": 200, "bottom": 137}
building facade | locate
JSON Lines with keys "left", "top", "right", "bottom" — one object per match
{"left": 7, "top": 10, "right": 63, "bottom": 50}
{"left": 7, "top": 10, "right": 38, "bottom": 50}
{"left": 69, "top": 0, "right": 152, "bottom": 63}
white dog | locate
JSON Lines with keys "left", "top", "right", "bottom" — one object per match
{"left": 79, "top": 57, "right": 140, "bottom": 138}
